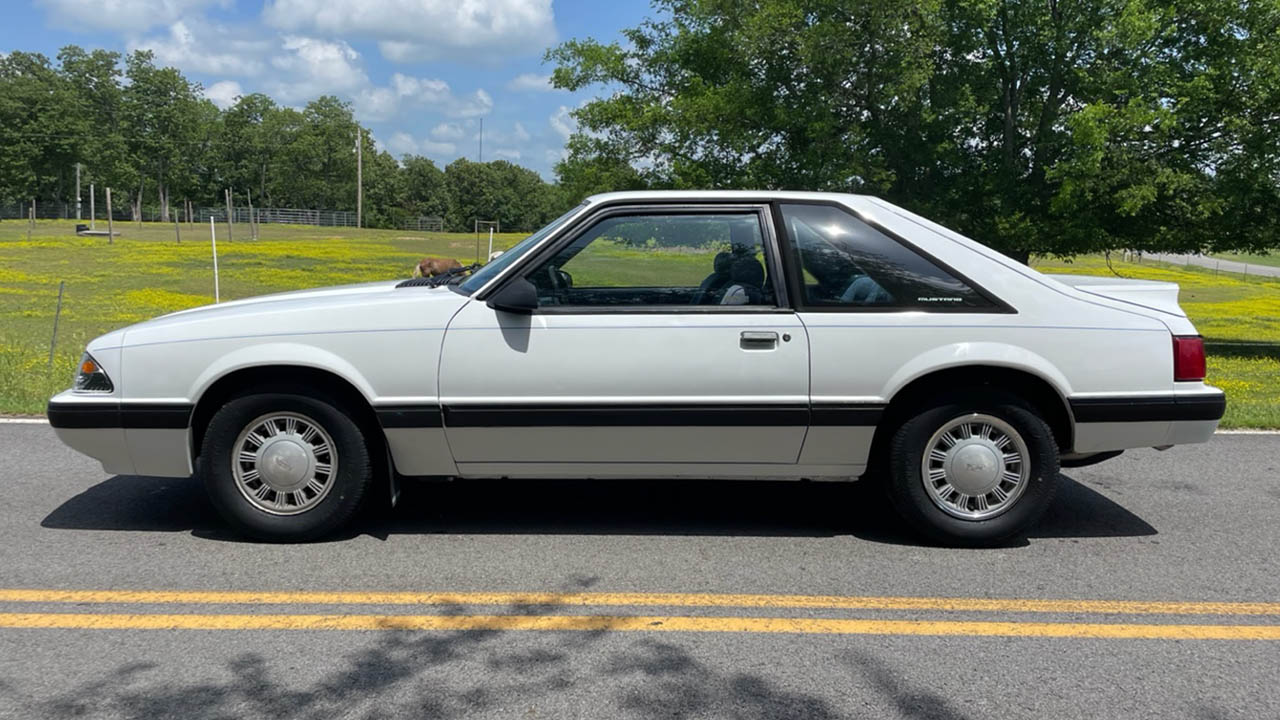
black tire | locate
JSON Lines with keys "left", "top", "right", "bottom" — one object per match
{"left": 886, "top": 393, "right": 1059, "bottom": 547}
{"left": 200, "top": 392, "right": 372, "bottom": 541}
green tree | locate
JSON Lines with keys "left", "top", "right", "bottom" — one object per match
{"left": 362, "top": 139, "right": 407, "bottom": 229}
{"left": 549, "top": 0, "right": 1280, "bottom": 259}
{"left": 284, "top": 96, "right": 359, "bottom": 210}
{"left": 0, "top": 42, "right": 571, "bottom": 229}
{"left": 401, "top": 155, "right": 451, "bottom": 221}
{"left": 554, "top": 136, "right": 649, "bottom": 203}
{"left": 0, "top": 51, "right": 84, "bottom": 207}
{"left": 122, "top": 50, "right": 205, "bottom": 221}
{"left": 57, "top": 46, "right": 131, "bottom": 209}
{"left": 443, "top": 159, "right": 561, "bottom": 232}
{"left": 220, "top": 93, "right": 287, "bottom": 206}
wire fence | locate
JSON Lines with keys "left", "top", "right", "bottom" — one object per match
{"left": 0, "top": 202, "right": 434, "bottom": 229}
{"left": 400, "top": 216, "right": 446, "bottom": 232}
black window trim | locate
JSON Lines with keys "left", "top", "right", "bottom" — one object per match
{"left": 478, "top": 201, "right": 795, "bottom": 315}
{"left": 769, "top": 199, "right": 1017, "bottom": 315}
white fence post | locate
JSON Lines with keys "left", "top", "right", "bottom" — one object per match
{"left": 210, "top": 217, "right": 220, "bottom": 303}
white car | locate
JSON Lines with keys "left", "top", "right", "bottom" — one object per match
{"left": 48, "top": 191, "right": 1225, "bottom": 545}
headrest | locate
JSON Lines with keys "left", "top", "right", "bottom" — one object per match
{"left": 712, "top": 251, "right": 733, "bottom": 275}
{"left": 728, "top": 223, "right": 757, "bottom": 253}
{"left": 729, "top": 256, "right": 764, "bottom": 288}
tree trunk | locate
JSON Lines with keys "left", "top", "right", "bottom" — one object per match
{"left": 1004, "top": 248, "right": 1031, "bottom": 265}
{"left": 131, "top": 180, "right": 143, "bottom": 222}
{"left": 159, "top": 175, "right": 169, "bottom": 223}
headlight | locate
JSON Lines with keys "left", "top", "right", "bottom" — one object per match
{"left": 74, "top": 353, "right": 114, "bottom": 393}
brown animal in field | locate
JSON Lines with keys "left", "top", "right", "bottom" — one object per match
{"left": 413, "top": 256, "right": 464, "bottom": 278}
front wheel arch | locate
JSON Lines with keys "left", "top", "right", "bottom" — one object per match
{"left": 189, "top": 365, "right": 386, "bottom": 472}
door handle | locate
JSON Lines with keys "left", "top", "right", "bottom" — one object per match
{"left": 740, "top": 331, "right": 779, "bottom": 349}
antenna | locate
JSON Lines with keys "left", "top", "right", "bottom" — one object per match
{"left": 479, "top": 117, "right": 483, "bottom": 162}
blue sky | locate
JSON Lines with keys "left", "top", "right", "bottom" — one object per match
{"left": 1, "top": 0, "right": 659, "bottom": 179}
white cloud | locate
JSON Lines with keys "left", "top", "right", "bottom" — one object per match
{"left": 262, "top": 0, "right": 556, "bottom": 62}
{"left": 203, "top": 80, "right": 243, "bottom": 109}
{"left": 386, "top": 131, "right": 456, "bottom": 157}
{"left": 493, "top": 149, "right": 521, "bottom": 161}
{"left": 354, "top": 74, "right": 491, "bottom": 122}
{"left": 386, "top": 132, "right": 418, "bottom": 155}
{"left": 421, "top": 139, "right": 457, "bottom": 155}
{"left": 390, "top": 73, "right": 448, "bottom": 100}
{"left": 269, "top": 35, "right": 367, "bottom": 102}
{"left": 513, "top": 122, "right": 531, "bottom": 142}
{"left": 133, "top": 21, "right": 269, "bottom": 76}
{"left": 36, "top": 0, "right": 227, "bottom": 32}
{"left": 507, "top": 73, "right": 557, "bottom": 92}
{"left": 431, "top": 123, "right": 466, "bottom": 141}
{"left": 550, "top": 105, "right": 575, "bottom": 140}
{"left": 456, "top": 89, "right": 494, "bottom": 118}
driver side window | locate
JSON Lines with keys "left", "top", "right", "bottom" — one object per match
{"left": 527, "top": 212, "right": 777, "bottom": 308}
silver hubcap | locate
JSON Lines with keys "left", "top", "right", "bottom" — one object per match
{"left": 921, "top": 413, "right": 1029, "bottom": 521}
{"left": 232, "top": 412, "right": 337, "bottom": 516}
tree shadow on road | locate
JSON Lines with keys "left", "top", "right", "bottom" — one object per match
{"left": 40, "top": 472, "right": 1154, "bottom": 547}
{"left": 0, "top": 595, "right": 854, "bottom": 720}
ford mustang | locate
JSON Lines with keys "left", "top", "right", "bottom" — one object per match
{"left": 48, "top": 191, "right": 1226, "bottom": 545}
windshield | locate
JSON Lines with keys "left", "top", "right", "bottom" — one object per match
{"left": 456, "top": 202, "right": 590, "bottom": 295}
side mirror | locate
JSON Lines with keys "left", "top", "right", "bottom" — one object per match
{"left": 486, "top": 276, "right": 538, "bottom": 314}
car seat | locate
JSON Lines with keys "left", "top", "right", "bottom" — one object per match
{"left": 692, "top": 251, "right": 735, "bottom": 304}
{"left": 720, "top": 256, "right": 766, "bottom": 305}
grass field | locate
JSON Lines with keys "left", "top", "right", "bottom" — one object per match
{"left": 1, "top": 218, "right": 1276, "bottom": 427}
{"left": 0, "top": 219, "right": 527, "bottom": 415}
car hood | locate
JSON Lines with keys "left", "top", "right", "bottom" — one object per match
{"left": 104, "top": 280, "right": 472, "bottom": 350}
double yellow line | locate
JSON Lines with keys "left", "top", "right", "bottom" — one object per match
{"left": 2, "top": 589, "right": 1279, "bottom": 640}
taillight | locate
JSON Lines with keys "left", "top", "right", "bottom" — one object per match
{"left": 1172, "top": 335, "right": 1206, "bottom": 382}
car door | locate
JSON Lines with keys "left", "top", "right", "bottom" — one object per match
{"left": 438, "top": 204, "right": 810, "bottom": 475}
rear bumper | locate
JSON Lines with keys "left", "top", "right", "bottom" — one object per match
{"left": 47, "top": 391, "right": 193, "bottom": 477}
{"left": 1069, "top": 391, "right": 1226, "bottom": 453}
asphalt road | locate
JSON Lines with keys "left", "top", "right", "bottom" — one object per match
{"left": 1, "top": 422, "right": 1278, "bottom": 719}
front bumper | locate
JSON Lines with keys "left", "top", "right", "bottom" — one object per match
{"left": 47, "top": 390, "right": 194, "bottom": 477}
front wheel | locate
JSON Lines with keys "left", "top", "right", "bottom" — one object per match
{"left": 200, "top": 393, "right": 372, "bottom": 541}
{"left": 887, "top": 395, "right": 1059, "bottom": 547}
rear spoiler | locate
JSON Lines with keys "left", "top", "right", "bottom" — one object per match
{"left": 1043, "top": 274, "right": 1186, "bottom": 317}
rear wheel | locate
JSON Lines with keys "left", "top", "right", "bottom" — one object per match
{"left": 200, "top": 392, "right": 372, "bottom": 541}
{"left": 887, "top": 394, "right": 1059, "bottom": 547}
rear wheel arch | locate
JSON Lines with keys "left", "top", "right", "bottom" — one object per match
{"left": 867, "top": 365, "right": 1073, "bottom": 473}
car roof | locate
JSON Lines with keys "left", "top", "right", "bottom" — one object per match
{"left": 583, "top": 189, "right": 879, "bottom": 211}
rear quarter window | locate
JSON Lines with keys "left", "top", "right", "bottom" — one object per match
{"left": 780, "top": 203, "right": 997, "bottom": 311}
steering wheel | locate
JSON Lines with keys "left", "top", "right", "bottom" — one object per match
{"left": 543, "top": 266, "right": 571, "bottom": 299}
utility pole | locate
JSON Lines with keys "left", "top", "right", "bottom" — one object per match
{"left": 75, "top": 164, "right": 82, "bottom": 220}
{"left": 355, "top": 129, "right": 363, "bottom": 228}
{"left": 478, "top": 117, "right": 483, "bottom": 163}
